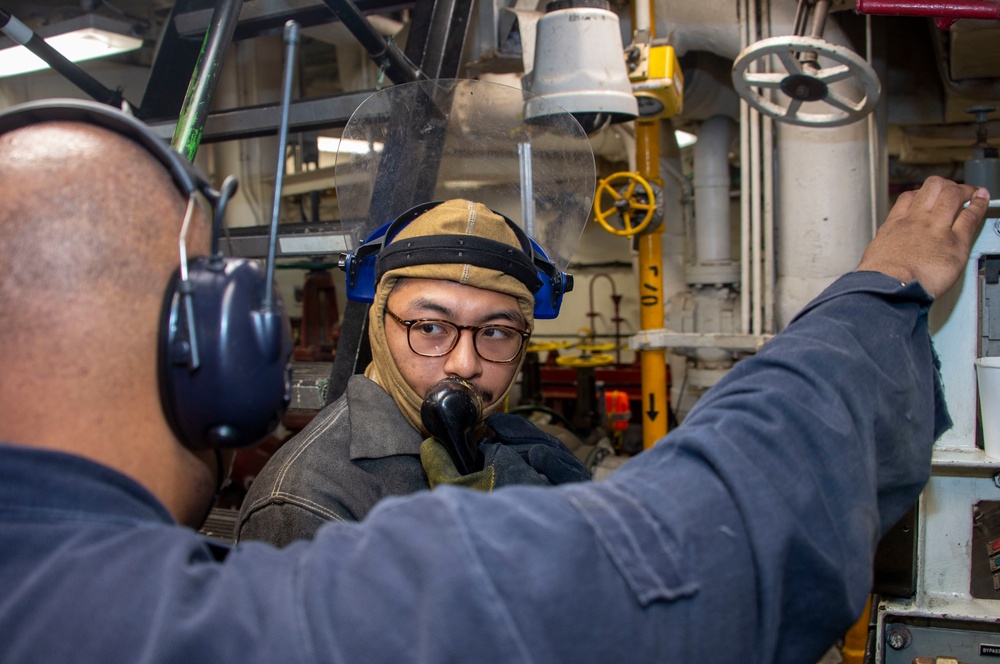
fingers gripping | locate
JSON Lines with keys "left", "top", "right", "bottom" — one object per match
{"left": 857, "top": 177, "right": 990, "bottom": 298}
{"left": 954, "top": 187, "right": 991, "bottom": 244}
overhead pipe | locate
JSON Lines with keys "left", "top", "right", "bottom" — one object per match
{"left": 856, "top": 0, "right": 1000, "bottom": 28}
{"left": 318, "top": 0, "right": 425, "bottom": 83}
{"left": 0, "top": 8, "right": 124, "bottom": 107}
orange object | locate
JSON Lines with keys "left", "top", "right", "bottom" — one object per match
{"left": 605, "top": 390, "right": 632, "bottom": 432}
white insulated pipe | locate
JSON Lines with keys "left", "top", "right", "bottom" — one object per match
{"left": 774, "top": 121, "right": 873, "bottom": 327}
{"left": 693, "top": 115, "right": 737, "bottom": 264}
{"left": 655, "top": 0, "right": 875, "bottom": 329}
{"left": 635, "top": 0, "right": 652, "bottom": 36}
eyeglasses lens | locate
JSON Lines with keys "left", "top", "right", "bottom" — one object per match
{"left": 408, "top": 321, "right": 522, "bottom": 362}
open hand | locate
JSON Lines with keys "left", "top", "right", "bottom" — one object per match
{"left": 856, "top": 176, "right": 990, "bottom": 298}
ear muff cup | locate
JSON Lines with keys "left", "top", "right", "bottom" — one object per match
{"left": 159, "top": 257, "right": 292, "bottom": 449}
{"left": 0, "top": 98, "right": 294, "bottom": 452}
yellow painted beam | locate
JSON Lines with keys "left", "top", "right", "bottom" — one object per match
{"left": 635, "top": 119, "right": 669, "bottom": 448}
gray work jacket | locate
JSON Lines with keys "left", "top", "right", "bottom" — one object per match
{"left": 237, "top": 375, "right": 427, "bottom": 546}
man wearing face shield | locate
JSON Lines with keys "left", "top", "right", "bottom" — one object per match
{"left": 236, "top": 199, "right": 591, "bottom": 546}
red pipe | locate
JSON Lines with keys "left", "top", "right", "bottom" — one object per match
{"left": 856, "top": 0, "right": 1000, "bottom": 28}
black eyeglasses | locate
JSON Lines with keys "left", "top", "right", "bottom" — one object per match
{"left": 385, "top": 308, "right": 530, "bottom": 364}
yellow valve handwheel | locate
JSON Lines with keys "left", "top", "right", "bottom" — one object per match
{"left": 555, "top": 353, "right": 616, "bottom": 368}
{"left": 526, "top": 340, "right": 574, "bottom": 353}
{"left": 576, "top": 342, "right": 616, "bottom": 353}
{"left": 594, "top": 172, "right": 656, "bottom": 237}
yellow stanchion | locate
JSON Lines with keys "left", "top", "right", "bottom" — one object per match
{"left": 635, "top": 119, "right": 668, "bottom": 449}
{"left": 841, "top": 595, "right": 872, "bottom": 664}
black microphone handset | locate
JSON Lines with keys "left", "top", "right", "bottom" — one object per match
{"left": 420, "top": 378, "right": 485, "bottom": 475}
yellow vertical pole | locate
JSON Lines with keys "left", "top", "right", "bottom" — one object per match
{"left": 841, "top": 595, "right": 872, "bottom": 664}
{"left": 635, "top": 119, "right": 668, "bottom": 449}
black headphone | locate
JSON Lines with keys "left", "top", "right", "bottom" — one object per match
{"left": 0, "top": 98, "right": 292, "bottom": 451}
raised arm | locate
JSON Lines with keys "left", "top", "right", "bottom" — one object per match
{"left": 239, "top": 179, "right": 985, "bottom": 663}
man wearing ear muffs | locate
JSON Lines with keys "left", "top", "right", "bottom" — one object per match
{"left": 236, "top": 199, "right": 591, "bottom": 547}
{"left": 2, "top": 97, "right": 994, "bottom": 663}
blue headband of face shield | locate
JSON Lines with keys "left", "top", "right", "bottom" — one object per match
{"left": 340, "top": 202, "right": 574, "bottom": 319}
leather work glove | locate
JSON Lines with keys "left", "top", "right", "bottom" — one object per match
{"left": 419, "top": 414, "right": 591, "bottom": 492}
{"left": 482, "top": 413, "right": 591, "bottom": 486}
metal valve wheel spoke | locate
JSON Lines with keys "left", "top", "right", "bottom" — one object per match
{"left": 818, "top": 64, "right": 855, "bottom": 85}
{"left": 732, "top": 35, "right": 880, "bottom": 127}
{"left": 824, "top": 89, "right": 865, "bottom": 113}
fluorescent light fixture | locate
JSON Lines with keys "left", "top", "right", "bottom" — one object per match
{"left": 0, "top": 14, "right": 142, "bottom": 78}
{"left": 316, "top": 136, "right": 383, "bottom": 156}
{"left": 675, "top": 130, "right": 697, "bottom": 149}
{"left": 441, "top": 179, "right": 507, "bottom": 189}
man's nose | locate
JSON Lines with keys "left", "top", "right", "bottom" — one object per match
{"left": 443, "top": 330, "right": 482, "bottom": 379}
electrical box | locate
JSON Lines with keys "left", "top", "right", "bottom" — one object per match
{"left": 627, "top": 43, "right": 684, "bottom": 119}
{"left": 882, "top": 619, "right": 1000, "bottom": 663}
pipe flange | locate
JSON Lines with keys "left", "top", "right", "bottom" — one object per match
{"left": 686, "top": 261, "right": 741, "bottom": 286}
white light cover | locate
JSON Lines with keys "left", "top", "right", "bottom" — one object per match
{"left": 675, "top": 130, "right": 698, "bottom": 149}
{"left": 0, "top": 28, "right": 143, "bottom": 78}
{"left": 316, "top": 136, "right": 383, "bottom": 155}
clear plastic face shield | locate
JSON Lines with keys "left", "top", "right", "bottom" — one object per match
{"left": 336, "top": 78, "right": 596, "bottom": 318}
